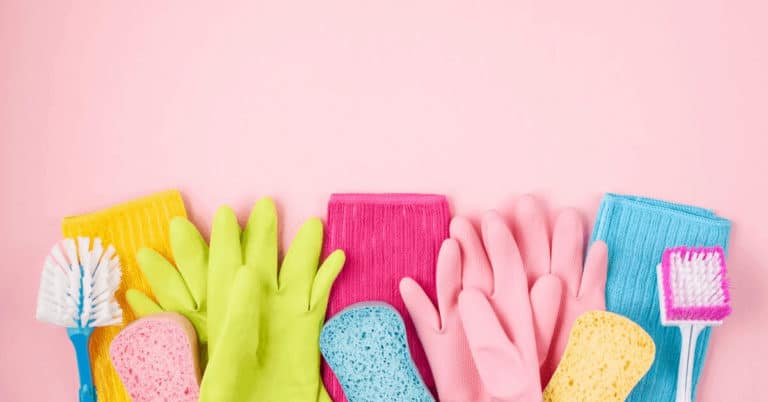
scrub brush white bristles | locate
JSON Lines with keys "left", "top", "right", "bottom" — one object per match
{"left": 656, "top": 246, "right": 731, "bottom": 402}
{"left": 35, "top": 237, "right": 123, "bottom": 402}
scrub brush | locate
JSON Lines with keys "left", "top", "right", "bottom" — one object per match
{"left": 656, "top": 246, "right": 731, "bottom": 402}
{"left": 36, "top": 237, "right": 123, "bottom": 402}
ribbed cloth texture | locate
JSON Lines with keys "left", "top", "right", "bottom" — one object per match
{"left": 62, "top": 190, "right": 187, "bottom": 402}
{"left": 590, "top": 193, "right": 731, "bottom": 402}
{"left": 322, "top": 194, "right": 450, "bottom": 402}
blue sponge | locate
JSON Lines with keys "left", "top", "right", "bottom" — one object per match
{"left": 320, "top": 302, "right": 435, "bottom": 402}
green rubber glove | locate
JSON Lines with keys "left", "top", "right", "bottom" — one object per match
{"left": 200, "top": 198, "right": 345, "bottom": 402}
{"left": 126, "top": 217, "right": 209, "bottom": 359}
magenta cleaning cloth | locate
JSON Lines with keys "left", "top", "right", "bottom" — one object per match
{"left": 322, "top": 194, "right": 450, "bottom": 401}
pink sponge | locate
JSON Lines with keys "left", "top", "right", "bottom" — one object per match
{"left": 109, "top": 312, "right": 200, "bottom": 402}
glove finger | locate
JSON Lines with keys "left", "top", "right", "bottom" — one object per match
{"left": 458, "top": 289, "right": 523, "bottom": 397}
{"left": 435, "top": 238, "right": 461, "bottom": 326}
{"left": 221, "top": 268, "right": 261, "bottom": 341}
{"left": 400, "top": 277, "right": 439, "bottom": 333}
{"left": 208, "top": 206, "right": 242, "bottom": 352}
{"left": 137, "top": 248, "right": 196, "bottom": 312}
{"left": 577, "top": 240, "right": 608, "bottom": 303}
{"left": 279, "top": 217, "right": 322, "bottom": 301}
{"left": 125, "top": 289, "right": 163, "bottom": 317}
{"left": 310, "top": 249, "right": 345, "bottom": 312}
{"left": 529, "top": 275, "right": 562, "bottom": 363}
{"left": 480, "top": 212, "right": 537, "bottom": 355}
{"left": 550, "top": 209, "right": 585, "bottom": 296}
{"left": 200, "top": 268, "right": 260, "bottom": 402}
{"left": 170, "top": 217, "right": 209, "bottom": 308}
{"left": 450, "top": 216, "right": 493, "bottom": 294}
{"left": 209, "top": 206, "right": 242, "bottom": 271}
{"left": 480, "top": 212, "right": 527, "bottom": 303}
{"left": 243, "top": 197, "right": 278, "bottom": 289}
{"left": 512, "top": 195, "right": 551, "bottom": 285}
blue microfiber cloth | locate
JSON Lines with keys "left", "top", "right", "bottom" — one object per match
{"left": 590, "top": 193, "right": 731, "bottom": 402}
{"left": 320, "top": 303, "right": 435, "bottom": 402}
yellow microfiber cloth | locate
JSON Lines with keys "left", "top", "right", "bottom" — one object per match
{"left": 61, "top": 190, "right": 187, "bottom": 402}
{"left": 543, "top": 311, "right": 656, "bottom": 402}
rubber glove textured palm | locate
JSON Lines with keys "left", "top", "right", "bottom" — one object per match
{"left": 511, "top": 196, "right": 608, "bottom": 385}
{"left": 126, "top": 217, "right": 208, "bottom": 355}
{"left": 401, "top": 212, "right": 543, "bottom": 401}
{"left": 200, "top": 198, "right": 345, "bottom": 402}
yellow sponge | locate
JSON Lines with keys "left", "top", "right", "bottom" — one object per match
{"left": 543, "top": 311, "right": 655, "bottom": 402}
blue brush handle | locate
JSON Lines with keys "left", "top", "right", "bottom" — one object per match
{"left": 67, "top": 327, "right": 97, "bottom": 402}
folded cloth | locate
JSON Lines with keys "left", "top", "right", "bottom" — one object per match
{"left": 62, "top": 190, "right": 187, "bottom": 402}
{"left": 590, "top": 193, "right": 731, "bottom": 402}
{"left": 322, "top": 194, "right": 450, "bottom": 401}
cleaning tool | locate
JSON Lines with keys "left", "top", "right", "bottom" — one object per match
{"left": 323, "top": 194, "right": 450, "bottom": 401}
{"left": 657, "top": 246, "right": 731, "bottom": 402}
{"left": 320, "top": 303, "right": 434, "bottom": 402}
{"left": 36, "top": 237, "right": 123, "bottom": 402}
{"left": 543, "top": 311, "right": 656, "bottom": 402}
{"left": 510, "top": 196, "right": 609, "bottom": 385}
{"left": 62, "top": 190, "right": 187, "bottom": 402}
{"left": 591, "top": 193, "right": 730, "bottom": 401}
{"left": 110, "top": 312, "right": 201, "bottom": 402}
{"left": 403, "top": 211, "right": 542, "bottom": 401}
{"left": 126, "top": 217, "right": 209, "bottom": 363}
{"left": 199, "top": 198, "right": 345, "bottom": 402}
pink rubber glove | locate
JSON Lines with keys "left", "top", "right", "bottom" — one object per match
{"left": 457, "top": 212, "right": 543, "bottom": 401}
{"left": 511, "top": 196, "right": 608, "bottom": 385}
{"left": 401, "top": 212, "right": 545, "bottom": 402}
{"left": 400, "top": 237, "right": 488, "bottom": 402}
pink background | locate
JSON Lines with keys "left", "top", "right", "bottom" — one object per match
{"left": 1, "top": 1, "right": 766, "bottom": 401}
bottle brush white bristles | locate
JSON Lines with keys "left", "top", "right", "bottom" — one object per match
{"left": 36, "top": 236, "right": 122, "bottom": 328}
{"left": 35, "top": 237, "right": 123, "bottom": 402}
